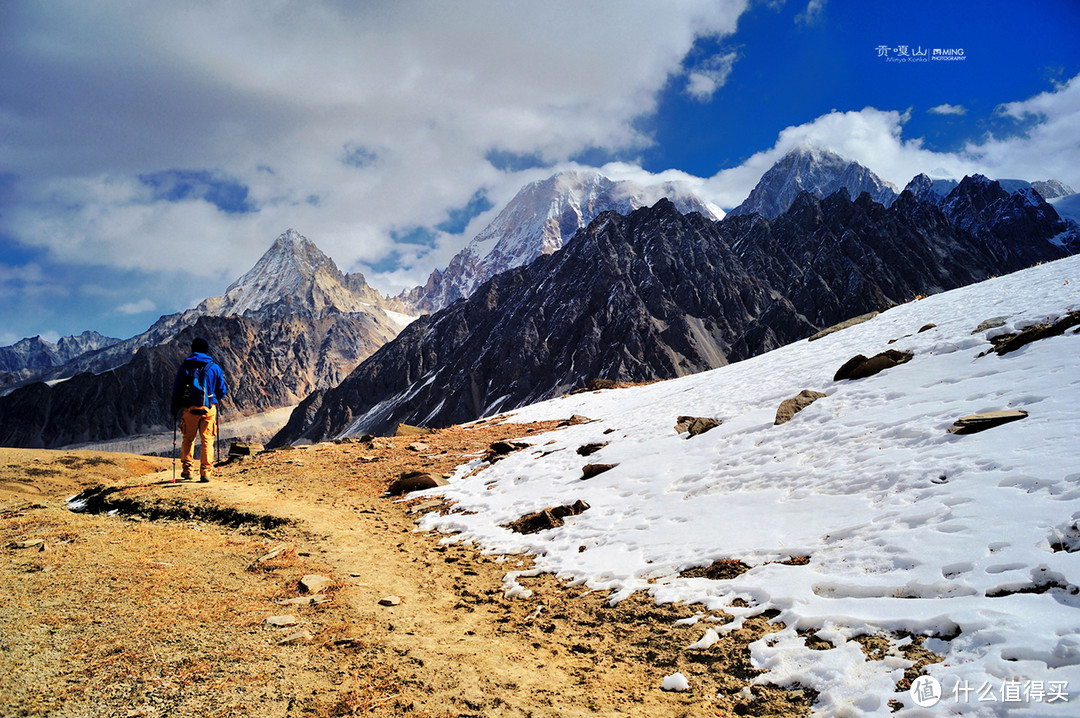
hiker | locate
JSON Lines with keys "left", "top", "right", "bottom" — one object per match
{"left": 170, "top": 337, "right": 228, "bottom": 481}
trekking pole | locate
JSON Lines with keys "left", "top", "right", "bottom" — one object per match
{"left": 215, "top": 402, "right": 222, "bottom": 477}
{"left": 172, "top": 413, "right": 178, "bottom": 483}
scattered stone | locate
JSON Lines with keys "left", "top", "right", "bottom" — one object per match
{"left": 358, "top": 455, "right": 380, "bottom": 463}
{"left": 780, "top": 555, "right": 811, "bottom": 566}
{"left": 277, "top": 595, "right": 328, "bottom": 606}
{"left": 774, "top": 390, "right": 827, "bottom": 425}
{"left": 505, "top": 500, "right": 591, "bottom": 534}
{"left": 580, "top": 463, "right": 617, "bottom": 480}
{"left": 971, "top": 316, "right": 1009, "bottom": 334}
{"left": 335, "top": 434, "right": 375, "bottom": 444}
{"left": 394, "top": 423, "right": 435, "bottom": 437}
{"left": 681, "top": 558, "right": 751, "bottom": 580}
{"left": 278, "top": 629, "right": 314, "bottom": 645}
{"left": 484, "top": 440, "right": 531, "bottom": 462}
{"left": 918, "top": 323, "right": 937, "bottom": 333}
{"left": 833, "top": 350, "right": 913, "bottom": 381}
{"left": 576, "top": 442, "right": 608, "bottom": 456}
{"left": 947, "top": 410, "right": 1029, "bottom": 435}
{"left": 265, "top": 615, "right": 298, "bottom": 627}
{"left": 488, "top": 440, "right": 530, "bottom": 455}
{"left": 387, "top": 470, "right": 450, "bottom": 496}
{"left": 984, "top": 310, "right": 1080, "bottom": 356}
{"left": 228, "top": 441, "right": 263, "bottom": 457}
{"left": 405, "top": 442, "right": 431, "bottom": 452}
{"left": 572, "top": 378, "right": 618, "bottom": 394}
{"left": 253, "top": 544, "right": 289, "bottom": 565}
{"left": 300, "top": 574, "right": 333, "bottom": 594}
{"left": 378, "top": 595, "right": 401, "bottom": 607}
{"left": 674, "top": 416, "right": 720, "bottom": 437}
{"left": 10, "top": 539, "right": 46, "bottom": 550}
{"left": 559, "top": 414, "right": 593, "bottom": 427}
{"left": 808, "top": 311, "right": 879, "bottom": 342}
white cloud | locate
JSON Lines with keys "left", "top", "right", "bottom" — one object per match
{"left": 795, "top": 0, "right": 826, "bottom": 26}
{"left": 1, "top": 0, "right": 750, "bottom": 295}
{"left": 701, "top": 106, "right": 980, "bottom": 207}
{"left": 698, "top": 75, "right": 1080, "bottom": 209}
{"left": 685, "top": 52, "right": 739, "bottom": 102}
{"left": 116, "top": 298, "right": 156, "bottom": 315}
{"left": 928, "top": 103, "right": 967, "bottom": 116}
{"left": 973, "top": 73, "right": 1080, "bottom": 184}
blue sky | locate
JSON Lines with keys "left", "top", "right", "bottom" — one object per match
{"left": 1, "top": 0, "right": 1078, "bottom": 345}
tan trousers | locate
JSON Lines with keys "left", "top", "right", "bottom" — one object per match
{"left": 180, "top": 405, "right": 217, "bottom": 477}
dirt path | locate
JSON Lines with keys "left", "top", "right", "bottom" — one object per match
{"left": 0, "top": 424, "right": 813, "bottom": 717}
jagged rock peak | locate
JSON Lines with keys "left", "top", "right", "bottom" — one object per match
{"left": 1032, "top": 179, "right": 1076, "bottom": 200}
{"left": 729, "top": 146, "right": 899, "bottom": 219}
{"left": 903, "top": 174, "right": 959, "bottom": 204}
{"left": 214, "top": 229, "right": 348, "bottom": 316}
{"left": 402, "top": 169, "right": 724, "bottom": 314}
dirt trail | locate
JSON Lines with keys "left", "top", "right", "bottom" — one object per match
{"left": 0, "top": 424, "right": 814, "bottom": 717}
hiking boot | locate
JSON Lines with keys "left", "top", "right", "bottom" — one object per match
{"left": 199, "top": 475, "right": 210, "bottom": 483}
{"left": 181, "top": 470, "right": 193, "bottom": 480}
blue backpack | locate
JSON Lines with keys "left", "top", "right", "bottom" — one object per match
{"left": 175, "top": 357, "right": 211, "bottom": 410}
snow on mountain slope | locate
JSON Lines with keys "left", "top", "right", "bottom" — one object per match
{"left": 1035, "top": 181, "right": 1076, "bottom": 201}
{"left": 406, "top": 170, "right": 724, "bottom": 312}
{"left": 419, "top": 253, "right": 1080, "bottom": 715}
{"left": 729, "top": 146, "right": 899, "bottom": 218}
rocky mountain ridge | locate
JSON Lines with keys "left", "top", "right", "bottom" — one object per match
{"left": 727, "top": 147, "right": 899, "bottom": 219}
{"left": 271, "top": 175, "right": 1075, "bottom": 445}
{"left": 399, "top": 170, "right": 725, "bottom": 313}
{"left": 0, "top": 331, "right": 120, "bottom": 374}
{"left": 0, "top": 231, "right": 414, "bottom": 448}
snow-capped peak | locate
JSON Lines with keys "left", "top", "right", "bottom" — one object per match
{"left": 407, "top": 169, "right": 725, "bottom": 313}
{"left": 729, "top": 146, "right": 899, "bottom": 218}
{"left": 210, "top": 229, "right": 344, "bottom": 316}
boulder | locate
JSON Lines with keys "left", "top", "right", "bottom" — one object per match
{"left": 505, "top": 500, "right": 591, "bottom": 535}
{"left": 774, "top": 390, "right": 827, "bottom": 425}
{"left": 484, "top": 440, "right": 530, "bottom": 462}
{"left": 580, "top": 463, "right": 617, "bottom": 480}
{"left": 674, "top": 416, "right": 720, "bottom": 437}
{"left": 833, "top": 350, "right": 913, "bottom": 381}
{"left": 300, "top": 574, "right": 333, "bottom": 594}
{"left": 228, "top": 441, "right": 263, "bottom": 457}
{"left": 948, "top": 410, "right": 1028, "bottom": 435}
{"left": 576, "top": 442, "right": 608, "bottom": 456}
{"left": 972, "top": 316, "right": 1009, "bottom": 334}
{"left": 378, "top": 595, "right": 401, "bottom": 607}
{"left": 986, "top": 310, "right": 1080, "bottom": 356}
{"left": 808, "top": 311, "right": 879, "bottom": 342}
{"left": 387, "top": 470, "right": 449, "bottom": 496}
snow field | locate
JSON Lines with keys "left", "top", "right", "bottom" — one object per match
{"left": 420, "top": 254, "right": 1080, "bottom": 715}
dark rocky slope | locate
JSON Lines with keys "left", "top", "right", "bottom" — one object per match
{"left": 0, "top": 311, "right": 394, "bottom": 449}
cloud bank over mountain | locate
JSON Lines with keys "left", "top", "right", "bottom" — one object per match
{"left": 1, "top": 1, "right": 1078, "bottom": 342}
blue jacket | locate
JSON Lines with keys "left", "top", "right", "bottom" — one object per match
{"left": 171, "top": 352, "right": 228, "bottom": 414}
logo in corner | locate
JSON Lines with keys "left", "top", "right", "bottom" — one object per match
{"left": 909, "top": 675, "right": 943, "bottom": 707}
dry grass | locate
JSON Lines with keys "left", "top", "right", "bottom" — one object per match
{"left": 0, "top": 421, "right": 832, "bottom": 718}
